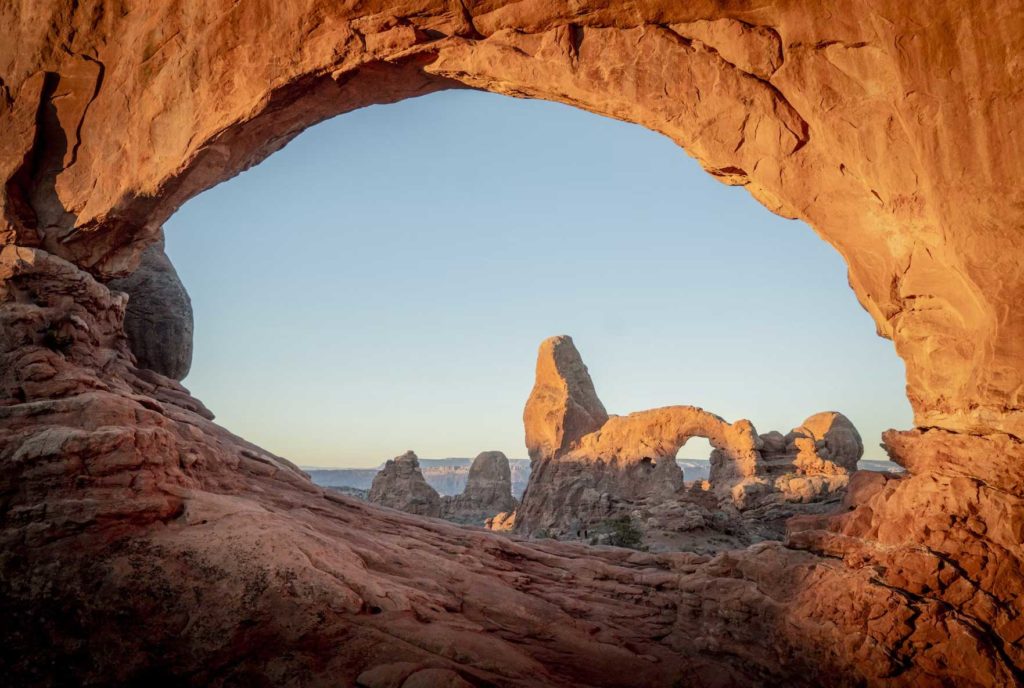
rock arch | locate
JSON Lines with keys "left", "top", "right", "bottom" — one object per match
{"left": 4, "top": 3, "right": 1022, "bottom": 440}
{"left": 518, "top": 335, "right": 779, "bottom": 532}
{"left": 518, "top": 335, "right": 810, "bottom": 536}
{"left": 1, "top": 2, "right": 1023, "bottom": 686}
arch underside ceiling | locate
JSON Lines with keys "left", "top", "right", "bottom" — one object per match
{"left": 2, "top": 1, "right": 1021, "bottom": 436}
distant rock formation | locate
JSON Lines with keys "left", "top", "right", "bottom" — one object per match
{"left": 516, "top": 336, "right": 863, "bottom": 551}
{"left": 440, "top": 451, "right": 518, "bottom": 525}
{"left": 367, "top": 451, "right": 441, "bottom": 517}
{"left": 485, "top": 511, "right": 516, "bottom": 532}
{"left": 367, "top": 450, "right": 518, "bottom": 526}
{"left": 107, "top": 235, "right": 193, "bottom": 380}
{"left": 741, "top": 411, "right": 865, "bottom": 504}
{"left": 326, "top": 485, "right": 369, "bottom": 501}
{"left": 523, "top": 335, "right": 608, "bottom": 462}
{"left": 518, "top": 336, "right": 763, "bottom": 537}
{"left": 308, "top": 458, "right": 532, "bottom": 498}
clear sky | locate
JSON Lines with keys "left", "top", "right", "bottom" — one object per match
{"left": 164, "top": 89, "right": 913, "bottom": 467}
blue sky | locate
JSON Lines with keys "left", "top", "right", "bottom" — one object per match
{"left": 164, "top": 89, "right": 912, "bottom": 467}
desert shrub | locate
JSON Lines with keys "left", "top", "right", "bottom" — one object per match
{"left": 603, "top": 516, "right": 644, "bottom": 549}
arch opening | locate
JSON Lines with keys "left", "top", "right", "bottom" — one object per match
{"left": 675, "top": 437, "right": 714, "bottom": 482}
{"left": 155, "top": 89, "right": 911, "bottom": 471}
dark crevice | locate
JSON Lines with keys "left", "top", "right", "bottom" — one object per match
{"left": 66, "top": 55, "right": 105, "bottom": 170}
{"left": 568, "top": 23, "right": 585, "bottom": 61}
{"left": 455, "top": 0, "right": 484, "bottom": 40}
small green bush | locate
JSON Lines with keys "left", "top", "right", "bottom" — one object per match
{"left": 604, "top": 516, "right": 644, "bottom": 549}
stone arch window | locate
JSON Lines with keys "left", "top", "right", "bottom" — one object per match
{"left": 675, "top": 436, "right": 714, "bottom": 461}
{"left": 2, "top": 4, "right": 1020, "bottom": 686}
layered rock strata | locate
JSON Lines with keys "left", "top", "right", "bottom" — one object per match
{"left": 1, "top": 1, "right": 1022, "bottom": 685}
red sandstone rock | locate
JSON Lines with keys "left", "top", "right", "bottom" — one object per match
{"left": 485, "top": 511, "right": 516, "bottom": 533}
{"left": 3, "top": 1, "right": 1021, "bottom": 438}
{"left": 1, "top": 2, "right": 1022, "bottom": 686}
{"left": 523, "top": 336, "right": 608, "bottom": 462}
{"left": 516, "top": 337, "right": 864, "bottom": 548}
{"left": 518, "top": 336, "right": 767, "bottom": 536}
{"left": 1, "top": 241, "right": 1021, "bottom": 686}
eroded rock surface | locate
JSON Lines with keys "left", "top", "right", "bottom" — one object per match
{"left": 523, "top": 336, "right": 608, "bottom": 462}
{"left": 516, "top": 337, "right": 866, "bottom": 549}
{"left": 3, "top": 1, "right": 1022, "bottom": 439}
{"left": 1, "top": 1, "right": 1022, "bottom": 685}
{"left": 368, "top": 451, "right": 442, "bottom": 518}
{"left": 441, "top": 451, "right": 518, "bottom": 526}
{"left": 107, "top": 234, "right": 193, "bottom": 380}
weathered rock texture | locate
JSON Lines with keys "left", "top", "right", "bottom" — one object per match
{"left": 524, "top": 336, "right": 609, "bottom": 462}
{"left": 486, "top": 511, "right": 517, "bottom": 533}
{"left": 368, "top": 450, "right": 442, "bottom": 518}
{"left": 1, "top": 2, "right": 1022, "bottom": 686}
{"left": 517, "top": 337, "right": 862, "bottom": 546}
{"left": 441, "top": 451, "right": 518, "bottom": 525}
{"left": 518, "top": 336, "right": 763, "bottom": 536}
{"left": 107, "top": 234, "right": 193, "bottom": 380}
{"left": 760, "top": 412, "right": 865, "bottom": 477}
{"left": 367, "top": 451, "right": 517, "bottom": 525}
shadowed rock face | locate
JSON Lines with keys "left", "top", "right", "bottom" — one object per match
{"left": 1, "top": 2, "right": 1022, "bottom": 686}
{"left": 368, "top": 451, "right": 442, "bottom": 518}
{"left": 441, "top": 451, "right": 518, "bottom": 525}
{"left": 107, "top": 235, "right": 193, "bottom": 380}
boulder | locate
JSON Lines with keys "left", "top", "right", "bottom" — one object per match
{"left": 107, "top": 235, "right": 193, "bottom": 380}
{"left": 789, "top": 411, "right": 864, "bottom": 474}
{"left": 759, "top": 412, "right": 864, "bottom": 478}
